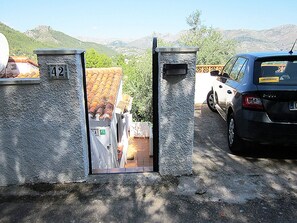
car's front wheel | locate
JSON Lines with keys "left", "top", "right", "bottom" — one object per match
{"left": 206, "top": 90, "right": 217, "bottom": 112}
{"left": 227, "top": 113, "right": 244, "bottom": 154}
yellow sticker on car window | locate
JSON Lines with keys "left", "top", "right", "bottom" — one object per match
{"left": 259, "top": 77, "right": 280, "bottom": 83}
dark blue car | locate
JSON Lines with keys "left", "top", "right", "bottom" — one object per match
{"left": 207, "top": 51, "right": 297, "bottom": 153}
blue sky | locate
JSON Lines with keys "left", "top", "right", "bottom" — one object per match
{"left": 1, "top": 0, "right": 296, "bottom": 39}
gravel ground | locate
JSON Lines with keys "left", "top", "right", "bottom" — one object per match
{"left": 0, "top": 104, "right": 296, "bottom": 223}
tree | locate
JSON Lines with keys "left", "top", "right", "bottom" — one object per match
{"left": 122, "top": 51, "right": 152, "bottom": 122}
{"left": 186, "top": 10, "right": 203, "bottom": 30}
{"left": 85, "top": 48, "right": 112, "bottom": 68}
{"left": 179, "top": 10, "right": 236, "bottom": 65}
{"left": 122, "top": 10, "right": 237, "bottom": 122}
{"left": 114, "top": 54, "right": 125, "bottom": 66}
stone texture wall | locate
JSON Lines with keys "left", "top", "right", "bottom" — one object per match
{"left": 157, "top": 48, "right": 198, "bottom": 176}
{"left": 0, "top": 50, "right": 89, "bottom": 186}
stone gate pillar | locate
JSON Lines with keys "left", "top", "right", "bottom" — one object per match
{"left": 156, "top": 47, "right": 198, "bottom": 176}
{"left": 33, "top": 49, "right": 89, "bottom": 183}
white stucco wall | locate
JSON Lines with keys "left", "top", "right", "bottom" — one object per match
{"left": 156, "top": 47, "right": 198, "bottom": 176}
{"left": 0, "top": 49, "right": 89, "bottom": 186}
{"left": 5, "top": 61, "right": 38, "bottom": 77}
{"left": 195, "top": 73, "right": 216, "bottom": 105}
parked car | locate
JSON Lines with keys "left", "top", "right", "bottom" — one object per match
{"left": 206, "top": 51, "right": 297, "bottom": 153}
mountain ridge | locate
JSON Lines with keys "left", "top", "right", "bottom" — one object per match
{"left": 1, "top": 22, "right": 296, "bottom": 58}
{"left": 0, "top": 23, "right": 117, "bottom": 59}
{"left": 0, "top": 22, "right": 52, "bottom": 59}
{"left": 220, "top": 24, "right": 297, "bottom": 52}
{"left": 78, "top": 24, "right": 297, "bottom": 53}
{"left": 25, "top": 25, "right": 117, "bottom": 56}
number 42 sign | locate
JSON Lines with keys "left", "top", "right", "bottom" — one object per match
{"left": 48, "top": 63, "right": 69, "bottom": 79}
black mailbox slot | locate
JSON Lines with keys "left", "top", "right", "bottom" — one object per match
{"left": 163, "top": 64, "right": 188, "bottom": 77}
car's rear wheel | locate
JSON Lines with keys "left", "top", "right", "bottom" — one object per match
{"left": 206, "top": 90, "right": 217, "bottom": 112}
{"left": 227, "top": 113, "right": 244, "bottom": 154}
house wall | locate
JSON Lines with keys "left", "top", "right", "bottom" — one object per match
{"left": 0, "top": 49, "right": 89, "bottom": 186}
{"left": 117, "top": 113, "right": 129, "bottom": 168}
{"left": 130, "top": 122, "right": 152, "bottom": 138}
{"left": 89, "top": 111, "right": 119, "bottom": 169}
{"left": 4, "top": 61, "right": 38, "bottom": 77}
{"left": 194, "top": 73, "right": 216, "bottom": 105}
{"left": 156, "top": 47, "right": 198, "bottom": 176}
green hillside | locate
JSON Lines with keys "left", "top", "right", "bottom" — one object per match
{"left": 0, "top": 23, "right": 117, "bottom": 60}
{"left": 0, "top": 22, "right": 52, "bottom": 59}
{"left": 25, "top": 26, "right": 117, "bottom": 56}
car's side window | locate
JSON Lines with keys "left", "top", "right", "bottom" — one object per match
{"left": 237, "top": 59, "right": 248, "bottom": 81}
{"left": 229, "top": 57, "right": 248, "bottom": 81}
{"left": 221, "top": 57, "right": 237, "bottom": 78}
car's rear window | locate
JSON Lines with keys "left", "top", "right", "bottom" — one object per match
{"left": 255, "top": 56, "right": 297, "bottom": 85}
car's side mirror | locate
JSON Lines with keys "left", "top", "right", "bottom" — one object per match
{"left": 210, "top": 70, "right": 220, "bottom": 76}
{"left": 222, "top": 73, "right": 230, "bottom": 78}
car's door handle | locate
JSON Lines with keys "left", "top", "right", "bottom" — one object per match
{"left": 219, "top": 85, "right": 223, "bottom": 88}
{"left": 227, "top": 90, "right": 232, "bottom": 94}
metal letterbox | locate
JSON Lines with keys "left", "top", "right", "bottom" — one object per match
{"left": 163, "top": 63, "right": 188, "bottom": 78}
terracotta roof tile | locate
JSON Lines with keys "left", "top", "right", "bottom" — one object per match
{"left": 86, "top": 67, "right": 123, "bottom": 120}
{"left": 15, "top": 70, "right": 40, "bottom": 78}
{"left": 8, "top": 56, "right": 38, "bottom": 67}
{"left": 0, "top": 56, "right": 39, "bottom": 78}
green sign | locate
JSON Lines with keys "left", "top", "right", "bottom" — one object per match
{"left": 100, "top": 129, "right": 106, "bottom": 135}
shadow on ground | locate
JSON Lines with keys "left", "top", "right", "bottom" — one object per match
{"left": 0, "top": 104, "right": 297, "bottom": 223}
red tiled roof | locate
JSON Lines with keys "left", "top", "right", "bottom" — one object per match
{"left": 8, "top": 56, "right": 38, "bottom": 67}
{"left": 0, "top": 56, "right": 39, "bottom": 78}
{"left": 86, "top": 67, "right": 122, "bottom": 119}
{"left": 15, "top": 70, "right": 39, "bottom": 78}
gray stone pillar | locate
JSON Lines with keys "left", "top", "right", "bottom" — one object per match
{"left": 0, "top": 49, "right": 90, "bottom": 186}
{"left": 33, "top": 49, "right": 89, "bottom": 183}
{"left": 156, "top": 47, "right": 198, "bottom": 176}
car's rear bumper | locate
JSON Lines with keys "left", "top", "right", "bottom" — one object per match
{"left": 236, "top": 110, "right": 297, "bottom": 145}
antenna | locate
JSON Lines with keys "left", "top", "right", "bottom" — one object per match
{"left": 289, "top": 38, "right": 297, "bottom": 54}
{"left": 0, "top": 33, "right": 9, "bottom": 74}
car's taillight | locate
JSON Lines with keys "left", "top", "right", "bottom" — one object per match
{"left": 242, "top": 94, "right": 264, "bottom": 110}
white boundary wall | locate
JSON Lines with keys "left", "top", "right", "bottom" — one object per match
{"left": 0, "top": 49, "right": 89, "bottom": 186}
{"left": 195, "top": 73, "right": 216, "bottom": 105}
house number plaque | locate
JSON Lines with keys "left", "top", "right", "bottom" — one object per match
{"left": 48, "top": 63, "right": 69, "bottom": 79}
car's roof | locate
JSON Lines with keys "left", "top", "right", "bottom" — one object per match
{"left": 237, "top": 51, "right": 297, "bottom": 59}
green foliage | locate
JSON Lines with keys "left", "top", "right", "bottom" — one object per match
{"left": 122, "top": 51, "right": 152, "bottom": 122}
{"left": 85, "top": 49, "right": 112, "bottom": 68}
{"left": 0, "top": 22, "right": 52, "bottom": 60}
{"left": 157, "top": 38, "right": 175, "bottom": 47}
{"left": 114, "top": 54, "right": 126, "bottom": 66}
{"left": 28, "top": 26, "right": 117, "bottom": 57}
{"left": 186, "top": 10, "right": 202, "bottom": 30}
{"left": 0, "top": 23, "right": 117, "bottom": 60}
{"left": 179, "top": 10, "right": 236, "bottom": 65}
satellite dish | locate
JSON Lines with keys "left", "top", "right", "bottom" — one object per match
{"left": 0, "top": 33, "right": 9, "bottom": 73}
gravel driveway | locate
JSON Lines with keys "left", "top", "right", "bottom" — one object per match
{"left": 0, "top": 104, "right": 297, "bottom": 223}
{"left": 193, "top": 104, "right": 297, "bottom": 203}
